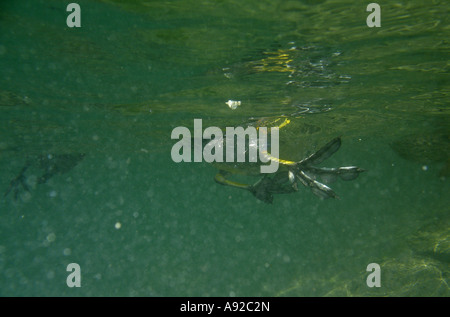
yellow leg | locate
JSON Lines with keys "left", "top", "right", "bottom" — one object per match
{"left": 214, "top": 172, "right": 251, "bottom": 190}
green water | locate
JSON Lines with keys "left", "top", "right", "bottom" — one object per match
{"left": 0, "top": 0, "right": 449, "bottom": 296}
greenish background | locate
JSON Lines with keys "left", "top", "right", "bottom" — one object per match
{"left": 0, "top": 0, "right": 448, "bottom": 296}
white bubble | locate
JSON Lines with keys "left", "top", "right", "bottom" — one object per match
{"left": 283, "top": 255, "right": 291, "bottom": 263}
{"left": 226, "top": 100, "right": 241, "bottom": 110}
{"left": 115, "top": 222, "right": 122, "bottom": 229}
{"left": 46, "top": 233, "right": 56, "bottom": 242}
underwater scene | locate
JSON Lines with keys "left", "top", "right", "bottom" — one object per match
{"left": 0, "top": 0, "right": 448, "bottom": 296}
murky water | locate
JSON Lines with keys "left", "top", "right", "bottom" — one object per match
{"left": 0, "top": 0, "right": 448, "bottom": 296}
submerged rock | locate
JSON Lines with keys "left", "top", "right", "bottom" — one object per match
{"left": 408, "top": 219, "right": 450, "bottom": 265}
{"left": 391, "top": 129, "right": 450, "bottom": 177}
{"left": 276, "top": 216, "right": 449, "bottom": 297}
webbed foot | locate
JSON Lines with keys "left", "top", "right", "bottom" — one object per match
{"left": 249, "top": 177, "right": 275, "bottom": 204}
{"left": 292, "top": 137, "right": 365, "bottom": 199}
